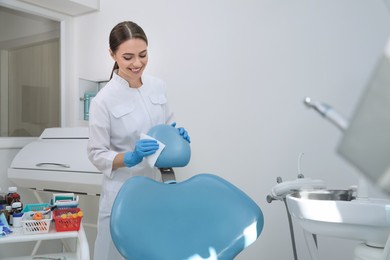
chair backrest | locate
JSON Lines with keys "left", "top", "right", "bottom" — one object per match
{"left": 110, "top": 124, "right": 264, "bottom": 259}
{"left": 110, "top": 174, "right": 264, "bottom": 260}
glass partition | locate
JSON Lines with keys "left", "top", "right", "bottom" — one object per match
{"left": 0, "top": 6, "right": 60, "bottom": 137}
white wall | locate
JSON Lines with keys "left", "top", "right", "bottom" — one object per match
{"left": 1, "top": 0, "right": 390, "bottom": 259}
{"left": 72, "top": 0, "right": 390, "bottom": 259}
{"left": 0, "top": 0, "right": 388, "bottom": 259}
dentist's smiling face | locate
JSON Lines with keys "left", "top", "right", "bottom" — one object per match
{"left": 110, "top": 38, "right": 148, "bottom": 88}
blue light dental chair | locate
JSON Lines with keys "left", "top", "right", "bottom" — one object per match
{"left": 110, "top": 125, "right": 264, "bottom": 260}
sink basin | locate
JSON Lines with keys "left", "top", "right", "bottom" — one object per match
{"left": 286, "top": 190, "right": 390, "bottom": 247}
{"left": 291, "top": 189, "right": 355, "bottom": 201}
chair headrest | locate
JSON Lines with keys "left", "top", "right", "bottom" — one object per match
{"left": 147, "top": 124, "right": 191, "bottom": 168}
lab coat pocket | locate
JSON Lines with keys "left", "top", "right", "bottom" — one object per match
{"left": 149, "top": 95, "right": 168, "bottom": 124}
{"left": 111, "top": 103, "right": 139, "bottom": 139}
{"left": 149, "top": 95, "right": 167, "bottom": 105}
{"left": 111, "top": 103, "right": 135, "bottom": 118}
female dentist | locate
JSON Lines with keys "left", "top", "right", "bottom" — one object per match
{"left": 87, "top": 21, "right": 190, "bottom": 260}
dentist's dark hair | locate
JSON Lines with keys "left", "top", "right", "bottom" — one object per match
{"left": 109, "top": 21, "right": 148, "bottom": 79}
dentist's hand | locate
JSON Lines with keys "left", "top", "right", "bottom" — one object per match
{"left": 123, "top": 139, "right": 159, "bottom": 167}
{"left": 171, "top": 122, "right": 191, "bottom": 143}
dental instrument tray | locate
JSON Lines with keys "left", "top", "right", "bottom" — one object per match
{"left": 50, "top": 193, "right": 79, "bottom": 209}
{"left": 22, "top": 203, "right": 50, "bottom": 213}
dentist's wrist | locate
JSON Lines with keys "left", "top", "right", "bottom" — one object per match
{"left": 123, "top": 151, "right": 142, "bottom": 168}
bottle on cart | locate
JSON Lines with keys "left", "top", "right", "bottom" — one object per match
{"left": 4, "top": 205, "right": 12, "bottom": 225}
{"left": 0, "top": 188, "right": 6, "bottom": 207}
{"left": 0, "top": 204, "right": 10, "bottom": 225}
{"left": 10, "top": 201, "right": 23, "bottom": 226}
{"left": 5, "top": 186, "right": 21, "bottom": 206}
{"left": 12, "top": 202, "right": 23, "bottom": 228}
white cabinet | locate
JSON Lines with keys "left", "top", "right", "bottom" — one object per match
{"left": 19, "top": 0, "right": 99, "bottom": 16}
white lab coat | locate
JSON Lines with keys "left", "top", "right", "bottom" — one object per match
{"left": 87, "top": 72, "right": 174, "bottom": 260}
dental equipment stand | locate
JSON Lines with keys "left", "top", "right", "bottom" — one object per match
{"left": 304, "top": 97, "right": 390, "bottom": 260}
{"left": 267, "top": 173, "right": 326, "bottom": 260}
{"left": 267, "top": 97, "right": 358, "bottom": 260}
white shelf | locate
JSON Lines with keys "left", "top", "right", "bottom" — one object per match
{"left": 0, "top": 223, "right": 89, "bottom": 259}
{"left": 0, "top": 224, "right": 78, "bottom": 244}
{"left": 6, "top": 252, "right": 76, "bottom": 260}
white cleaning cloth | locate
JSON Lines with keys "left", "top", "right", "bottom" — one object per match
{"left": 140, "top": 133, "right": 165, "bottom": 168}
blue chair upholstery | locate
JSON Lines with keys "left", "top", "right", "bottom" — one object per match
{"left": 147, "top": 124, "right": 191, "bottom": 168}
{"left": 110, "top": 124, "right": 264, "bottom": 260}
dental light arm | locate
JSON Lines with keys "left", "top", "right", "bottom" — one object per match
{"left": 304, "top": 97, "right": 349, "bottom": 132}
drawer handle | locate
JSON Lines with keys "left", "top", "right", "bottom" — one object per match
{"left": 36, "top": 163, "right": 70, "bottom": 168}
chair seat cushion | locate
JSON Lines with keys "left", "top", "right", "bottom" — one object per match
{"left": 110, "top": 174, "right": 264, "bottom": 260}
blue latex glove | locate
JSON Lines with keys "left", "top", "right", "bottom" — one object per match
{"left": 171, "top": 122, "right": 191, "bottom": 143}
{"left": 124, "top": 139, "right": 159, "bottom": 167}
